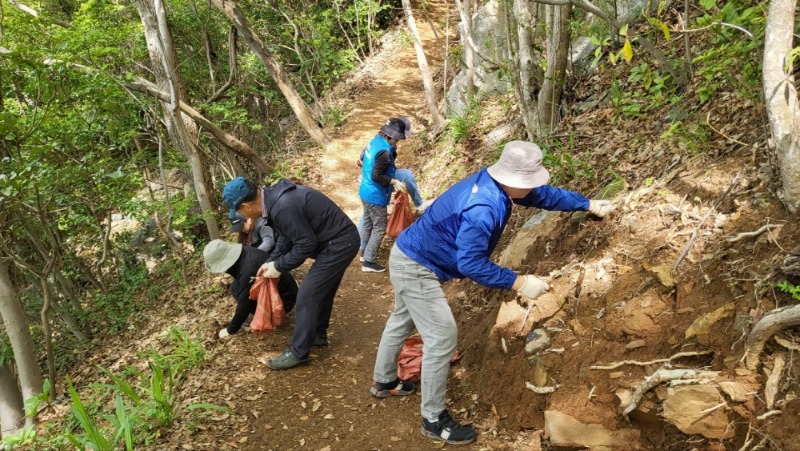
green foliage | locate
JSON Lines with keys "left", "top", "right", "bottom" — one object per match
{"left": 90, "top": 263, "right": 149, "bottom": 333}
{"left": 540, "top": 141, "right": 593, "bottom": 185}
{"left": 2, "top": 425, "right": 38, "bottom": 447}
{"left": 776, "top": 281, "right": 800, "bottom": 302}
{"left": 321, "top": 106, "right": 345, "bottom": 128}
{"left": 447, "top": 100, "right": 482, "bottom": 144}
{"left": 692, "top": 0, "right": 765, "bottom": 102}
{"left": 53, "top": 329, "right": 219, "bottom": 448}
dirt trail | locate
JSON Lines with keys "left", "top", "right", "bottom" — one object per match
{"left": 192, "top": 4, "right": 468, "bottom": 451}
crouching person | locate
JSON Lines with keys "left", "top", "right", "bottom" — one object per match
{"left": 203, "top": 239, "right": 298, "bottom": 338}
{"left": 370, "top": 141, "right": 615, "bottom": 445}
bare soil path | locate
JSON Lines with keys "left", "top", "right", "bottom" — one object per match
{"left": 190, "top": 3, "right": 474, "bottom": 450}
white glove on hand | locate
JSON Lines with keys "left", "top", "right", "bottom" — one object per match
{"left": 260, "top": 261, "right": 281, "bottom": 279}
{"left": 588, "top": 200, "right": 615, "bottom": 218}
{"left": 392, "top": 179, "right": 407, "bottom": 193}
{"left": 218, "top": 328, "right": 230, "bottom": 339}
{"left": 516, "top": 275, "right": 550, "bottom": 300}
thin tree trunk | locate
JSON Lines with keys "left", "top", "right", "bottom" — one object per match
{"left": 209, "top": 0, "right": 330, "bottom": 148}
{"left": 509, "top": 0, "right": 540, "bottom": 139}
{"left": 762, "top": 0, "right": 800, "bottom": 213}
{"left": 208, "top": 26, "right": 239, "bottom": 103}
{"left": 462, "top": 0, "right": 476, "bottom": 96}
{"left": 134, "top": 0, "right": 221, "bottom": 239}
{"left": 0, "top": 260, "right": 42, "bottom": 427}
{"left": 537, "top": 1, "right": 571, "bottom": 134}
{"left": 38, "top": 281, "right": 56, "bottom": 401}
{"left": 401, "top": 0, "right": 446, "bottom": 132}
{"left": 0, "top": 360, "right": 24, "bottom": 438}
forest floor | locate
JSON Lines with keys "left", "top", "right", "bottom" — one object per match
{"left": 44, "top": 0, "right": 800, "bottom": 450}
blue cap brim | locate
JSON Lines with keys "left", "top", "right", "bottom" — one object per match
{"left": 229, "top": 207, "right": 238, "bottom": 220}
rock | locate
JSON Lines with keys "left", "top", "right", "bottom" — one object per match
{"left": 718, "top": 381, "right": 752, "bottom": 402}
{"left": 626, "top": 340, "right": 646, "bottom": 350}
{"left": 485, "top": 119, "right": 522, "bottom": 147}
{"left": 662, "top": 385, "right": 733, "bottom": 439}
{"left": 525, "top": 328, "right": 551, "bottom": 355}
{"left": 622, "top": 311, "right": 657, "bottom": 336}
{"left": 647, "top": 265, "right": 675, "bottom": 287}
{"left": 544, "top": 410, "right": 641, "bottom": 449}
{"left": 685, "top": 303, "right": 736, "bottom": 341}
{"left": 609, "top": 371, "right": 625, "bottom": 379}
{"left": 531, "top": 359, "right": 549, "bottom": 387}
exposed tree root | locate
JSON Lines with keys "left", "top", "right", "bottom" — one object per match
{"left": 589, "top": 350, "right": 713, "bottom": 370}
{"left": 620, "top": 368, "right": 719, "bottom": 417}
{"left": 743, "top": 304, "right": 800, "bottom": 370}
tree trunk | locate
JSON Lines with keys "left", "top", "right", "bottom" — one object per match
{"left": 762, "top": 0, "right": 800, "bottom": 213}
{"left": 400, "top": 0, "right": 446, "bottom": 133}
{"left": 209, "top": 0, "right": 330, "bottom": 148}
{"left": 0, "top": 360, "right": 24, "bottom": 438}
{"left": 510, "top": 0, "right": 542, "bottom": 139}
{"left": 0, "top": 260, "right": 42, "bottom": 426}
{"left": 536, "top": 2, "right": 571, "bottom": 134}
{"left": 462, "top": 0, "right": 476, "bottom": 97}
{"left": 133, "top": 0, "right": 221, "bottom": 240}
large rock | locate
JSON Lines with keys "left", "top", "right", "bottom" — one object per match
{"left": 662, "top": 385, "right": 733, "bottom": 439}
{"left": 544, "top": 410, "right": 641, "bottom": 449}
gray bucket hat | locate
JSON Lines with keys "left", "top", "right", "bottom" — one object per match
{"left": 486, "top": 141, "right": 550, "bottom": 189}
{"left": 380, "top": 116, "right": 414, "bottom": 140}
{"left": 203, "top": 239, "right": 243, "bottom": 273}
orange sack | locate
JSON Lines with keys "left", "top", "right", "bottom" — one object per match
{"left": 248, "top": 268, "right": 285, "bottom": 332}
{"left": 387, "top": 191, "right": 414, "bottom": 238}
{"left": 397, "top": 337, "right": 461, "bottom": 381}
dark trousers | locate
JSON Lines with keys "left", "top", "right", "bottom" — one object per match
{"left": 289, "top": 226, "right": 360, "bottom": 359}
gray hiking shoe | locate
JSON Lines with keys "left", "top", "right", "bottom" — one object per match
{"left": 266, "top": 349, "right": 309, "bottom": 370}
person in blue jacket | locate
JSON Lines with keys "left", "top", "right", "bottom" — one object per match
{"left": 369, "top": 141, "right": 615, "bottom": 445}
{"left": 358, "top": 117, "right": 413, "bottom": 273}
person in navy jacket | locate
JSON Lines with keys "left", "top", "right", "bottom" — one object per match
{"left": 369, "top": 141, "right": 614, "bottom": 445}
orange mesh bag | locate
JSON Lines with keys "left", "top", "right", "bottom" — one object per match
{"left": 248, "top": 269, "right": 285, "bottom": 332}
{"left": 387, "top": 191, "right": 414, "bottom": 238}
{"left": 397, "top": 337, "right": 461, "bottom": 381}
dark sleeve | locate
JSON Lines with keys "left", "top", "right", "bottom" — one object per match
{"left": 269, "top": 231, "right": 292, "bottom": 262}
{"left": 272, "top": 203, "right": 319, "bottom": 272}
{"left": 370, "top": 150, "right": 393, "bottom": 186}
{"left": 227, "top": 279, "right": 256, "bottom": 334}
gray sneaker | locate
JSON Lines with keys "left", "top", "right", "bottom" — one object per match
{"left": 266, "top": 349, "right": 309, "bottom": 370}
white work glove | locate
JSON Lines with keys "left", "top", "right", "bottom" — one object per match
{"left": 392, "top": 179, "right": 407, "bottom": 193}
{"left": 516, "top": 275, "right": 550, "bottom": 300}
{"left": 588, "top": 200, "right": 615, "bottom": 218}
{"left": 260, "top": 261, "right": 281, "bottom": 279}
{"left": 218, "top": 328, "right": 231, "bottom": 339}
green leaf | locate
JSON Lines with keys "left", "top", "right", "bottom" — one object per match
{"left": 619, "top": 24, "right": 629, "bottom": 36}
{"left": 622, "top": 40, "right": 634, "bottom": 62}
{"left": 699, "top": 0, "right": 715, "bottom": 10}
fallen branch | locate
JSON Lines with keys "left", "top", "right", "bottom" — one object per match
{"left": 590, "top": 350, "right": 713, "bottom": 370}
{"left": 621, "top": 368, "right": 719, "bottom": 417}
{"left": 726, "top": 224, "right": 783, "bottom": 242}
{"left": 673, "top": 170, "right": 742, "bottom": 271}
{"left": 756, "top": 409, "right": 782, "bottom": 421}
{"left": 765, "top": 354, "right": 785, "bottom": 410}
{"left": 743, "top": 304, "right": 800, "bottom": 370}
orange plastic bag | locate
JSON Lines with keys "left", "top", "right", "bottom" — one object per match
{"left": 248, "top": 269, "right": 285, "bottom": 332}
{"left": 387, "top": 191, "right": 414, "bottom": 238}
{"left": 397, "top": 337, "right": 461, "bottom": 381}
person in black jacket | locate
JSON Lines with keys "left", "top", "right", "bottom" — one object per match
{"left": 203, "top": 239, "right": 298, "bottom": 338}
{"left": 222, "top": 177, "right": 360, "bottom": 370}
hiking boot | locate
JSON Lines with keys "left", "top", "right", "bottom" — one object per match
{"left": 266, "top": 349, "right": 309, "bottom": 370}
{"left": 286, "top": 336, "right": 329, "bottom": 347}
{"left": 421, "top": 410, "right": 477, "bottom": 445}
{"left": 370, "top": 379, "right": 416, "bottom": 398}
{"left": 362, "top": 261, "right": 386, "bottom": 273}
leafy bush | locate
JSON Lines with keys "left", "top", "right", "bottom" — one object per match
{"left": 776, "top": 281, "right": 800, "bottom": 302}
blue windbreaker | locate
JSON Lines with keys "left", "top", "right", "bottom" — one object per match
{"left": 396, "top": 168, "right": 590, "bottom": 290}
{"left": 358, "top": 135, "right": 396, "bottom": 206}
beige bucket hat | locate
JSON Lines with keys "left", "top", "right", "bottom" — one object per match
{"left": 203, "top": 239, "right": 243, "bottom": 273}
{"left": 486, "top": 141, "right": 551, "bottom": 189}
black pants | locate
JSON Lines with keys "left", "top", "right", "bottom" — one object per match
{"left": 289, "top": 226, "right": 360, "bottom": 359}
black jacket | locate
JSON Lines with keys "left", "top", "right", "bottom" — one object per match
{"left": 225, "top": 246, "right": 270, "bottom": 333}
{"left": 263, "top": 179, "right": 356, "bottom": 272}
